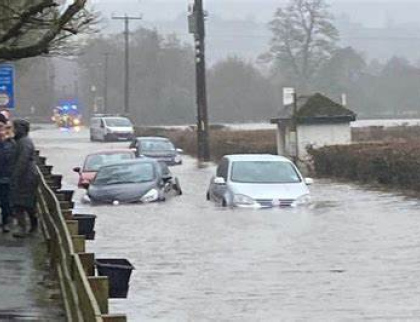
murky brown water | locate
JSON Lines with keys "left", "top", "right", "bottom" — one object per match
{"left": 34, "top": 126, "right": 420, "bottom": 321}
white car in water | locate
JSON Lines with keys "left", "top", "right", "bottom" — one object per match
{"left": 206, "top": 154, "right": 313, "bottom": 208}
{"left": 90, "top": 115, "right": 135, "bottom": 142}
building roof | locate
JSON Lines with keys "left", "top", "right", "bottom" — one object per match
{"left": 271, "top": 93, "right": 356, "bottom": 124}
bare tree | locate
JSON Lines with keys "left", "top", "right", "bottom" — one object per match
{"left": 269, "top": 0, "right": 339, "bottom": 91}
{"left": 0, "top": 0, "right": 95, "bottom": 61}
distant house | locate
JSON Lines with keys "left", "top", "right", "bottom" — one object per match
{"left": 270, "top": 93, "right": 357, "bottom": 161}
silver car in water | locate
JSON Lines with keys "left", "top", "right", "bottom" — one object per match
{"left": 206, "top": 154, "right": 313, "bottom": 208}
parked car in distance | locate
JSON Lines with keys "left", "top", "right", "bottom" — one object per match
{"left": 82, "top": 158, "right": 182, "bottom": 204}
{"left": 73, "top": 149, "right": 136, "bottom": 189}
{"left": 90, "top": 115, "right": 135, "bottom": 142}
{"left": 129, "top": 137, "right": 183, "bottom": 166}
{"left": 207, "top": 154, "right": 313, "bottom": 208}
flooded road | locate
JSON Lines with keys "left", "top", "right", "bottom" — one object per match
{"left": 33, "top": 126, "right": 420, "bottom": 321}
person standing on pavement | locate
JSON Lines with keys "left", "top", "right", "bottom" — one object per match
{"left": 10, "top": 119, "right": 39, "bottom": 238}
{"left": 0, "top": 114, "right": 15, "bottom": 233}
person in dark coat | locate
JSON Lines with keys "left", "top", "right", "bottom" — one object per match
{"left": 0, "top": 114, "right": 15, "bottom": 233}
{"left": 10, "top": 119, "right": 39, "bottom": 238}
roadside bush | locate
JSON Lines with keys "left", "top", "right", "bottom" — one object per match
{"left": 135, "top": 127, "right": 277, "bottom": 162}
{"left": 352, "top": 125, "right": 420, "bottom": 143}
{"left": 308, "top": 142, "right": 420, "bottom": 191}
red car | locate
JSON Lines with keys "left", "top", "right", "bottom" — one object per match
{"left": 73, "top": 149, "right": 136, "bottom": 188}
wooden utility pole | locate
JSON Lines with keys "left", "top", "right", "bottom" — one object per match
{"left": 291, "top": 92, "right": 299, "bottom": 163}
{"left": 103, "top": 52, "right": 109, "bottom": 114}
{"left": 189, "top": 0, "right": 210, "bottom": 161}
{"left": 112, "top": 14, "right": 142, "bottom": 116}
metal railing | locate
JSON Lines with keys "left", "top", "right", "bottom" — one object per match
{"left": 36, "top": 153, "right": 127, "bottom": 322}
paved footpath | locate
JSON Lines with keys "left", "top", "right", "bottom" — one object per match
{"left": 0, "top": 230, "right": 65, "bottom": 321}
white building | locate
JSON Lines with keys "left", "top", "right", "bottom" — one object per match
{"left": 271, "top": 93, "right": 357, "bottom": 161}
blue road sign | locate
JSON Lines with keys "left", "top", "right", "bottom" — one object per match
{"left": 0, "top": 64, "right": 15, "bottom": 109}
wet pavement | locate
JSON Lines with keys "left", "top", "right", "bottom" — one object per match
{"left": 0, "top": 232, "right": 65, "bottom": 321}
{"left": 33, "top": 125, "right": 420, "bottom": 321}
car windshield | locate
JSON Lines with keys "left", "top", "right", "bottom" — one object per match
{"left": 141, "top": 140, "right": 174, "bottom": 151}
{"left": 84, "top": 153, "right": 134, "bottom": 172}
{"left": 104, "top": 118, "right": 132, "bottom": 127}
{"left": 93, "top": 162, "right": 156, "bottom": 185}
{"left": 230, "top": 161, "right": 302, "bottom": 184}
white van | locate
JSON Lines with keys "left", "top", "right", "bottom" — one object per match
{"left": 90, "top": 115, "right": 135, "bottom": 142}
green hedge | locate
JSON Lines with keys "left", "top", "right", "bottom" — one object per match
{"left": 308, "top": 143, "right": 420, "bottom": 190}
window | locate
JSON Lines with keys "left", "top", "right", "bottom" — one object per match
{"left": 104, "top": 118, "right": 132, "bottom": 127}
{"left": 94, "top": 162, "right": 156, "bottom": 185}
{"left": 230, "top": 161, "right": 301, "bottom": 184}
{"left": 140, "top": 140, "right": 174, "bottom": 151}
{"left": 84, "top": 153, "right": 134, "bottom": 172}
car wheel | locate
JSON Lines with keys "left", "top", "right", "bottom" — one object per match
{"left": 222, "top": 199, "right": 228, "bottom": 207}
{"left": 206, "top": 191, "right": 210, "bottom": 201}
{"left": 90, "top": 133, "right": 95, "bottom": 141}
{"left": 174, "top": 178, "right": 182, "bottom": 195}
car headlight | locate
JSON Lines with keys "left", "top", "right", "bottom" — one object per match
{"left": 174, "top": 155, "right": 182, "bottom": 164}
{"left": 292, "top": 194, "right": 312, "bottom": 207}
{"left": 233, "top": 194, "right": 258, "bottom": 207}
{"left": 141, "top": 189, "right": 159, "bottom": 203}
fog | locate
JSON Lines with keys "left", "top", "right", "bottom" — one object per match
{"left": 12, "top": 0, "right": 420, "bottom": 123}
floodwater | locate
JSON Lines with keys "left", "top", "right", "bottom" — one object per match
{"left": 33, "top": 126, "right": 420, "bottom": 321}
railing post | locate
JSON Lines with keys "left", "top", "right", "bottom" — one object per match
{"left": 62, "top": 209, "right": 73, "bottom": 220}
{"left": 66, "top": 220, "right": 79, "bottom": 236}
{"left": 78, "top": 253, "right": 95, "bottom": 277}
{"left": 72, "top": 235, "right": 86, "bottom": 254}
{"left": 88, "top": 276, "right": 109, "bottom": 314}
{"left": 56, "top": 189, "right": 75, "bottom": 202}
{"left": 60, "top": 201, "right": 74, "bottom": 211}
{"left": 102, "top": 315, "right": 127, "bottom": 322}
{"left": 50, "top": 174, "right": 63, "bottom": 191}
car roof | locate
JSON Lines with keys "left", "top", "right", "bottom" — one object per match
{"left": 223, "top": 154, "right": 293, "bottom": 162}
{"left": 91, "top": 114, "right": 128, "bottom": 118}
{"left": 135, "top": 136, "right": 171, "bottom": 141}
{"left": 99, "top": 158, "right": 158, "bottom": 169}
{"left": 86, "top": 149, "right": 135, "bottom": 157}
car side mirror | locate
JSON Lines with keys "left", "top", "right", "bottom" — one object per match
{"left": 305, "top": 178, "right": 314, "bottom": 185}
{"left": 73, "top": 167, "right": 81, "bottom": 173}
{"left": 162, "top": 174, "right": 172, "bottom": 182}
{"left": 214, "top": 177, "right": 226, "bottom": 185}
{"left": 176, "top": 148, "right": 183, "bottom": 153}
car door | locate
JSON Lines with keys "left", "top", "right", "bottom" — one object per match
{"left": 129, "top": 139, "right": 139, "bottom": 156}
{"left": 90, "top": 118, "right": 98, "bottom": 139}
{"left": 210, "top": 158, "right": 229, "bottom": 203}
{"left": 98, "top": 118, "right": 106, "bottom": 140}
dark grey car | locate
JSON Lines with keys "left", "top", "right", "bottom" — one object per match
{"left": 83, "top": 159, "right": 182, "bottom": 204}
{"left": 129, "top": 137, "right": 183, "bottom": 166}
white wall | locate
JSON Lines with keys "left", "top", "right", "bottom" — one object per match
{"left": 296, "top": 123, "right": 352, "bottom": 159}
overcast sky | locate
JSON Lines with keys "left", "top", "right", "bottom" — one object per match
{"left": 91, "top": 0, "right": 420, "bottom": 28}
